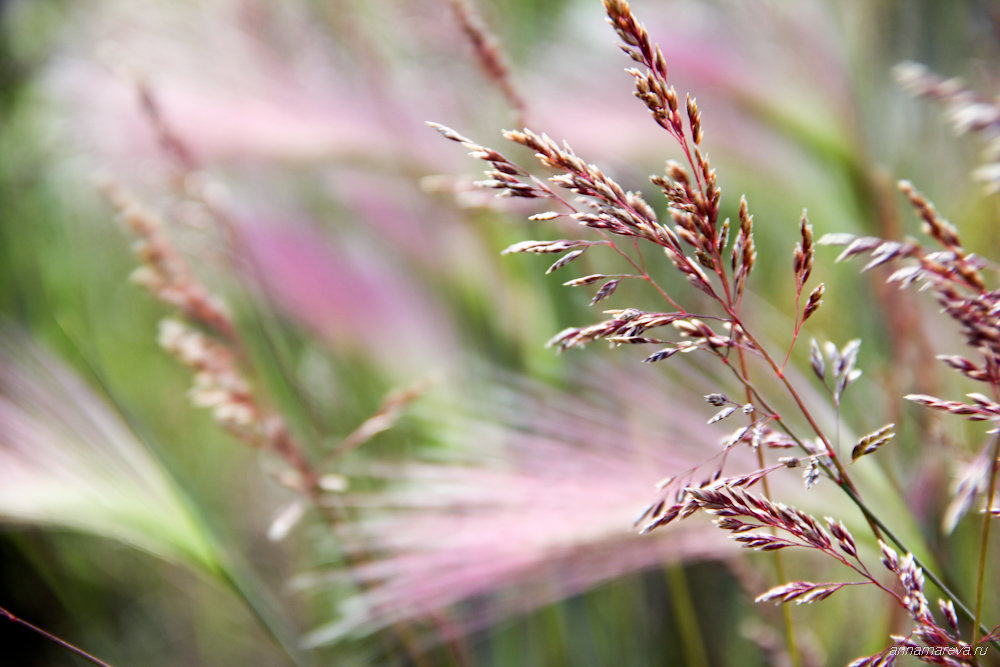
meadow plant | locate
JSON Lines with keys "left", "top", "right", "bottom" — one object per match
{"left": 5, "top": 1, "right": 1000, "bottom": 665}
{"left": 101, "top": 154, "right": 750, "bottom": 659}
{"left": 431, "top": 1, "right": 1000, "bottom": 663}
{"left": 296, "top": 362, "right": 751, "bottom": 648}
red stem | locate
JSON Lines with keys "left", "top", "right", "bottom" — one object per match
{"left": 0, "top": 605, "right": 114, "bottom": 667}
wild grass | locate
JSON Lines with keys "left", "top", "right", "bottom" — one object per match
{"left": 430, "top": 1, "right": 1000, "bottom": 663}
{"left": 1, "top": 0, "right": 1000, "bottom": 665}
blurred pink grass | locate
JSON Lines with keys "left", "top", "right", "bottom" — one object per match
{"left": 238, "top": 219, "right": 458, "bottom": 368}
{"left": 297, "top": 362, "right": 809, "bottom": 646}
{"left": 47, "top": 0, "right": 856, "bottom": 187}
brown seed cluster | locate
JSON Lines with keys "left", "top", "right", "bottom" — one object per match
{"left": 793, "top": 211, "right": 814, "bottom": 287}
{"left": 546, "top": 309, "right": 688, "bottom": 352}
{"left": 851, "top": 424, "right": 896, "bottom": 463}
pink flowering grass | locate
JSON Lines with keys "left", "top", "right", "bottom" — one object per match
{"left": 299, "top": 362, "right": 786, "bottom": 646}
{"left": 238, "top": 219, "right": 458, "bottom": 369}
{"left": 4, "top": 0, "right": 1000, "bottom": 665}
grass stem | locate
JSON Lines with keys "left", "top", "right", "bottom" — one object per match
{"left": 972, "top": 434, "right": 1000, "bottom": 647}
{"left": 666, "top": 565, "right": 710, "bottom": 667}
{"left": 0, "top": 605, "right": 114, "bottom": 667}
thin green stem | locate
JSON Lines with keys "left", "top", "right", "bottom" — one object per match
{"left": 726, "top": 315, "right": 880, "bottom": 536}
{"left": 731, "top": 318, "right": 838, "bottom": 459}
{"left": 666, "top": 565, "right": 711, "bottom": 667}
{"left": 972, "top": 434, "right": 1000, "bottom": 647}
{"left": 733, "top": 343, "right": 801, "bottom": 666}
{"left": 838, "top": 484, "right": 1000, "bottom": 650}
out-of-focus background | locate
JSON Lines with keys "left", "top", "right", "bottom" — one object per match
{"left": 1, "top": 0, "right": 999, "bottom": 665}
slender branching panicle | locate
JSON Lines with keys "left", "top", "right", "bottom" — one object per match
{"left": 433, "top": 0, "right": 1000, "bottom": 663}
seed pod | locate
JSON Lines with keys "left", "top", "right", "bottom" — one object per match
{"left": 803, "top": 283, "right": 825, "bottom": 321}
